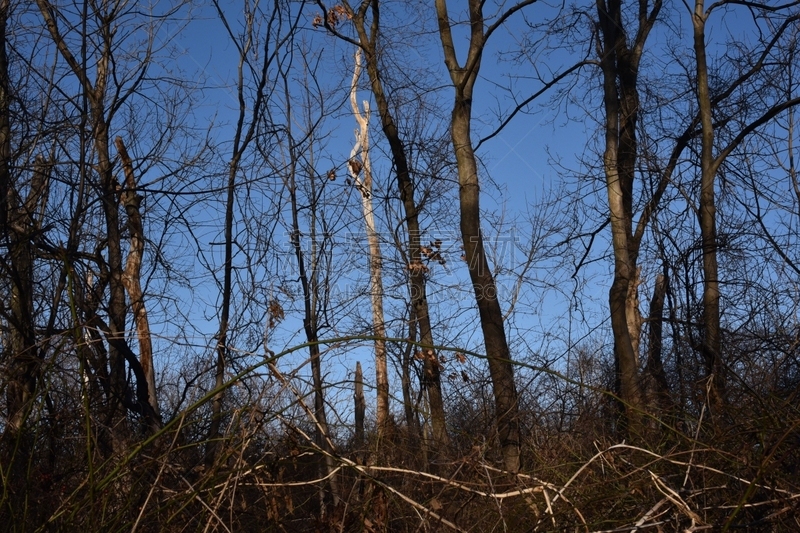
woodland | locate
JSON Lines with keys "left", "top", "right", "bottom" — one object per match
{"left": 2, "top": 0, "right": 800, "bottom": 531}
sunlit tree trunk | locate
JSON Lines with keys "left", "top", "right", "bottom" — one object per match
{"left": 349, "top": 48, "right": 390, "bottom": 445}
{"left": 116, "top": 136, "right": 161, "bottom": 430}
{"left": 691, "top": 0, "right": 725, "bottom": 412}
{"left": 345, "top": 0, "right": 450, "bottom": 452}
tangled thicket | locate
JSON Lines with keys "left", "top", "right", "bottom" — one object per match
{"left": 2, "top": 0, "right": 800, "bottom": 531}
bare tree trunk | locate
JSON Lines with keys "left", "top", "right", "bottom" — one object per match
{"left": 0, "top": 0, "right": 32, "bottom": 439}
{"left": 5, "top": 158, "right": 49, "bottom": 436}
{"left": 0, "top": 2, "right": 46, "bottom": 472}
{"left": 401, "top": 320, "right": 421, "bottom": 439}
{"left": 684, "top": 4, "right": 800, "bottom": 415}
{"left": 645, "top": 272, "right": 672, "bottom": 412}
{"left": 595, "top": 0, "right": 662, "bottom": 435}
{"left": 349, "top": 49, "right": 390, "bottom": 444}
{"left": 116, "top": 136, "right": 161, "bottom": 432}
{"left": 206, "top": 155, "right": 235, "bottom": 462}
{"left": 451, "top": 101, "right": 521, "bottom": 473}
{"left": 205, "top": 0, "right": 286, "bottom": 461}
{"left": 288, "top": 171, "right": 340, "bottom": 506}
{"left": 354, "top": 361, "right": 365, "bottom": 458}
{"left": 345, "top": 0, "right": 450, "bottom": 452}
{"left": 435, "top": 0, "right": 526, "bottom": 473}
{"left": 0, "top": 57, "right": 57, "bottom": 495}
{"left": 691, "top": 0, "right": 724, "bottom": 412}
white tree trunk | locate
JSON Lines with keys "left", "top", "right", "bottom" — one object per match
{"left": 350, "top": 49, "right": 390, "bottom": 442}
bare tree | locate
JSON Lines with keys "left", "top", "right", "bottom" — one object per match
{"left": 433, "top": 0, "right": 536, "bottom": 473}
{"left": 595, "top": 0, "right": 662, "bottom": 434}
{"left": 687, "top": 0, "right": 800, "bottom": 411}
{"left": 3, "top": 155, "right": 49, "bottom": 438}
{"left": 349, "top": 48, "right": 390, "bottom": 444}
{"left": 319, "top": 0, "right": 452, "bottom": 453}
{"left": 0, "top": 0, "right": 41, "bottom": 443}
{"left": 262, "top": 35, "right": 348, "bottom": 510}
{"left": 36, "top": 0, "right": 166, "bottom": 442}
{"left": 116, "top": 136, "right": 161, "bottom": 429}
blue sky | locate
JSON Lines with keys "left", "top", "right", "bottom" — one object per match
{"left": 145, "top": 1, "right": 590, "bottom": 415}
{"left": 118, "top": 0, "right": 800, "bottom": 420}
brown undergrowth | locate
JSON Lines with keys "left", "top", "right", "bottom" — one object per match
{"left": 2, "top": 386, "right": 798, "bottom": 533}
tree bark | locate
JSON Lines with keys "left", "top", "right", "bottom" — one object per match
{"left": 435, "top": 0, "right": 524, "bottom": 473}
{"left": 116, "top": 136, "right": 162, "bottom": 431}
{"left": 349, "top": 48, "right": 390, "bottom": 444}
{"left": 595, "top": 0, "right": 661, "bottom": 435}
{"left": 691, "top": 0, "right": 725, "bottom": 412}
{"left": 347, "top": 0, "right": 449, "bottom": 451}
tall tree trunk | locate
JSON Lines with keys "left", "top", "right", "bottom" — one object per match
{"left": 97, "top": 116, "right": 130, "bottom": 450}
{"left": 116, "top": 136, "right": 162, "bottom": 431}
{"left": 450, "top": 99, "right": 521, "bottom": 473}
{"left": 206, "top": 155, "right": 235, "bottom": 462}
{"left": 288, "top": 170, "right": 340, "bottom": 505}
{"left": 691, "top": 0, "right": 725, "bottom": 412}
{"left": 347, "top": 0, "right": 449, "bottom": 452}
{"left": 349, "top": 48, "right": 390, "bottom": 445}
{"left": 595, "top": 0, "right": 661, "bottom": 435}
{"left": 435, "top": 0, "right": 524, "bottom": 472}
{"left": 0, "top": 0, "right": 32, "bottom": 439}
{"left": 5, "top": 158, "right": 49, "bottom": 436}
{"left": 205, "top": 0, "right": 283, "bottom": 460}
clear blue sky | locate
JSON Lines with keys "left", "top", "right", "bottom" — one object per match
{"left": 140, "top": 0, "right": 793, "bottom": 418}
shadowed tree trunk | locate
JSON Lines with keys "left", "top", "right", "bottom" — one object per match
{"left": 645, "top": 271, "right": 672, "bottom": 412}
{"left": 4, "top": 157, "right": 49, "bottom": 439}
{"left": 434, "top": 0, "right": 528, "bottom": 473}
{"left": 205, "top": 0, "right": 293, "bottom": 461}
{"left": 288, "top": 154, "right": 340, "bottom": 507}
{"left": 595, "top": 0, "right": 662, "bottom": 435}
{"left": 0, "top": 7, "right": 52, "bottom": 492}
{"left": 0, "top": 0, "right": 32, "bottom": 442}
{"left": 354, "top": 361, "right": 365, "bottom": 459}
